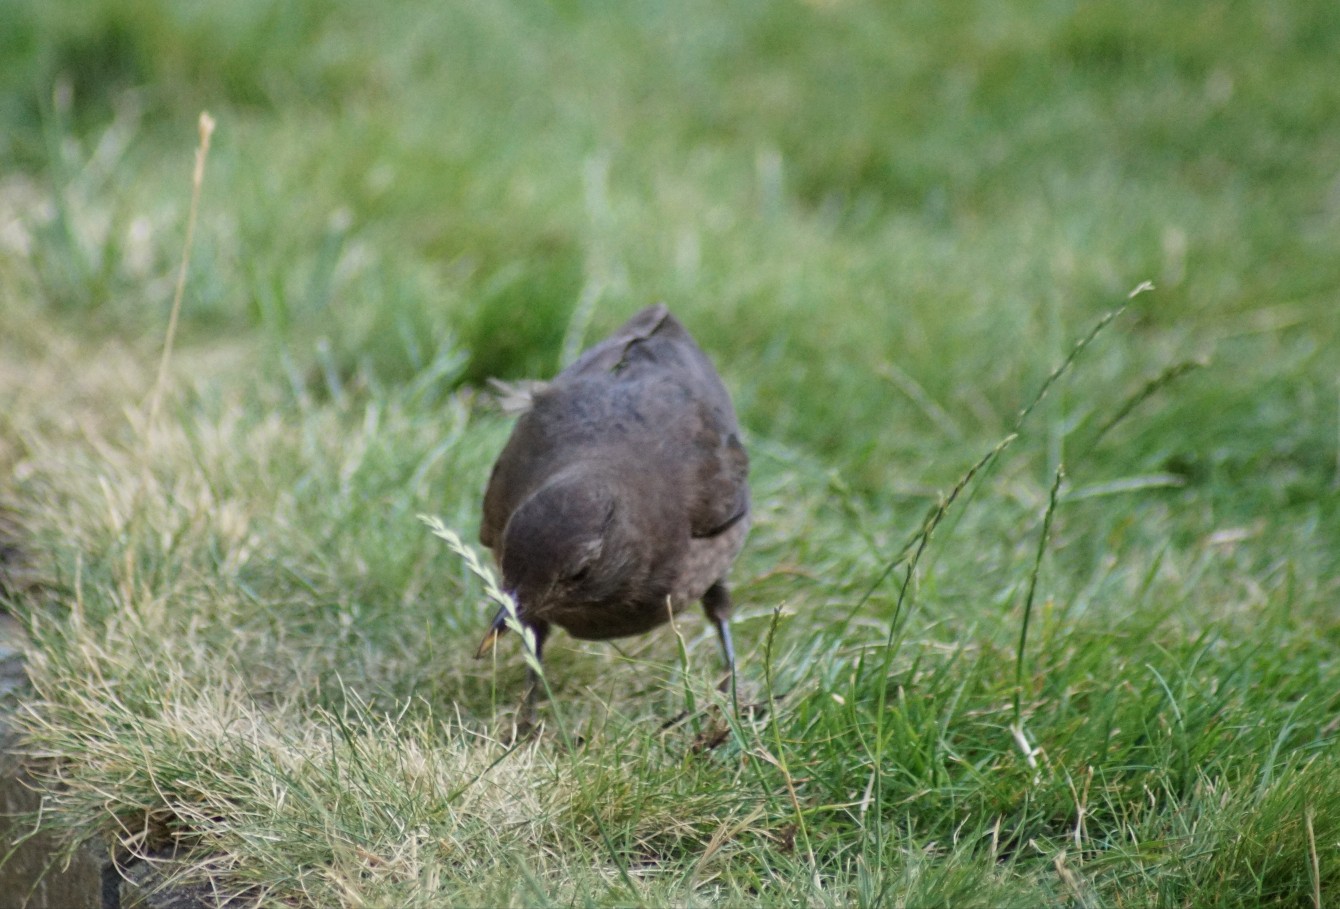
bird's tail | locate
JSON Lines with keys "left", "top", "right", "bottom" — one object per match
{"left": 474, "top": 606, "right": 510, "bottom": 658}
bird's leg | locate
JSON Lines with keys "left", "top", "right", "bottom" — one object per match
{"left": 701, "top": 582, "right": 737, "bottom": 706}
{"left": 519, "top": 620, "right": 551, "bottom": 731}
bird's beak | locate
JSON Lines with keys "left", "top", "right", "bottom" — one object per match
{"left": 474, "top": 605, "right": 510, "bottom": 658}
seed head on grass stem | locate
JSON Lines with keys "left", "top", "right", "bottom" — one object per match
{"left": 419, "top": 516, "right": 540, "bottom": 679}
{"left": 858, "top": 287, "right": 1151, "bottom": 862}
{"left": 147, "top": 111, "right": 214, "bottom": 429}
{"left": 1013, "top": 464, "right": 1066, "bottom": 724}
{"left": 419, "top": 514, "right": 643, "bottom": 903}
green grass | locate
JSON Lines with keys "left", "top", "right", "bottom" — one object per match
{"left": 1, "top": 0, "right": 1338, "bottom": 905}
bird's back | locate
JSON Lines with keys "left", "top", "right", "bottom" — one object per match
{"left": 481, "top": 305, "right": 748, "bottom": 556}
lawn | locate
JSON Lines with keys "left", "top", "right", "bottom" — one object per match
{"left": 1, "top": 0, "right": 1338, "bottom": 905}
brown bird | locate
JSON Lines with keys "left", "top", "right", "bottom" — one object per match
{"left": 476, "top": 304, "right": 750, "bottom": 706}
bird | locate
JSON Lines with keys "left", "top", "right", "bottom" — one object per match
{"left": 476, "top": 304, "right": 750, "bottom": 711}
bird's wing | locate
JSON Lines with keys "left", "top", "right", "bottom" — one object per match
{"left": 479, "top": 377, "right": 601, "bottom": 551}
{"left": 559, "top": 303, "right": 671, "bottom": 379}
{"left": 597, "top": 307, "right": 748, "bottom": 538}
{"left": 689, "top": 420, "right": 750, "bottom": 539}
{"left": 480, "top": 454, "right": 510, "bottom": 551}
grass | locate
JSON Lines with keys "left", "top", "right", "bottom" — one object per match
{"left": 1, "top": 0, "right": 1338, "bottom": 905}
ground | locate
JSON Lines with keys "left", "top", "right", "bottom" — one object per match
{"left": 0, "top": 1, "right": 1337, "bottom": 906}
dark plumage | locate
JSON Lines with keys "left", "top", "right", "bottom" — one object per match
{"left": 477, "top": 304, "right": 749, "bottom": 703}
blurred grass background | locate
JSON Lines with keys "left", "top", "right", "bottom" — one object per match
{"left": 1, "top": 0, "right": 1337, "bottom": 906}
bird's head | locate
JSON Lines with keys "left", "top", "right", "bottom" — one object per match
{"left": 498, "top": 470, "right": 636, "bottom": 616}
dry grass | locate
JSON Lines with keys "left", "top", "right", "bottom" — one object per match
{"left": 2, "top": 1, "right": 1338, "bottom": 905}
